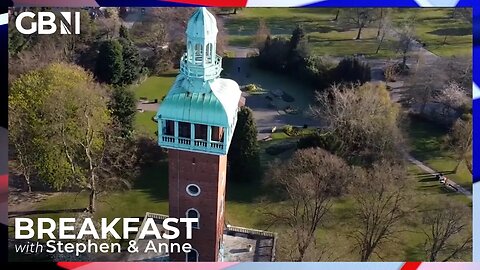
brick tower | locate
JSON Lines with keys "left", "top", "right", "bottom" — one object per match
{"left": 156, "top": 8, "right": 242, "bottom": 262}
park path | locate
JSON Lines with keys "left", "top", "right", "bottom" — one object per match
{"left": 406, "top": 154, "right": 472, "bottom": 199}
{"left": 357, "top": 35, "right": 473, "bottom": 198}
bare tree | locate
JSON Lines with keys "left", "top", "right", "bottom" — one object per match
{"left": 376, "top": 9, "right": 392, "bottom": 54}
{"left": 422, "top": 203, "right": 472, "bottom": 261}
{"left": 435, "top": 82, "right": 469, "bottom": 118}
{"left": 332, "top": 9, "right": 340, "bottom": 21}
{"left": 8, "top": 110, "right": 36, "bottom": 192}
{"left": 96, "top": 8, "right": 121, "bottom": 39}
{"left": 446, "top": 57, "right": 472, "bottom": 91}
{"left": 456, "top": 8, "right": 472, "bottom": 24}
{"left": 311, "top": 83, "right": 404, "bottom": 164}
{"left": 267, "top": 148, "right": 352, "bottom": 261}
{"left": 446, "top": 117, "right": 472, "bottom": 173}
{"left": 341, "top": 9, "right": 378, "bottom": 40}
{"left": 252, "top": 20, "right": 270, "bottom": 50}
{"left": 350, "top": 161, "right": 409, "bottom": 261}
{"left": 215, "top": 14, "right": 229, "bottom": 54}
{"left": 395, "top": 23, "right": 416, "bottom": 70}
{"left": 406, "top": 57, "right": 450, "bottom": 114}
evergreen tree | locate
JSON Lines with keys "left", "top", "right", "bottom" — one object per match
{"left": 119, "top": 25, "right": 130, "bottom": 40}
{"left": 109, "top": 87, "right": 137, "bottom": 137}
{"left": 289, "top": 25, "right": 306, "bottom": 52}
{"left": 95, "top": 40, "right": 124, "bottom": 85}
{"left": 228, "top": 107, "right": 260, "bottom": 182}
{"left": 119, "top": 38, "right": 142, "bottom": 85}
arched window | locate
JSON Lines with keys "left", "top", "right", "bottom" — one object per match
{"left": 188, "top": 41, "right": 193, "bottom": 61}
{"left": 186, "top": 208, "right": 200, "bottom": 229}
{"left": 186, "top": 248, "right": 199, "bottom": 262}
{"left": 194, "top": 43, "right": 203, "bottom": 64}
{"left": 206, "top": 43, "right": 213, "bottom": 64}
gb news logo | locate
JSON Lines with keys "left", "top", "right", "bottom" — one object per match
{"left": 16, "top": 11, "right": 80, "bottom": 35}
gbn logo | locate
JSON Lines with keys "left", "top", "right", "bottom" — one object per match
{"left": 16, "top": 12, "right": 80, "bottom": 35}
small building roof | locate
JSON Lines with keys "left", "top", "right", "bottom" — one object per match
{"left": 129, "top": 213, "right": 276, "bottom": 262}
{"left": 157, "top": 74, "right": 241, "bottom": 128}
{"left": 186, "top": 7, "right": 218, "bottom": 39}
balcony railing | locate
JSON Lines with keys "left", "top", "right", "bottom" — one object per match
{"left": 161, "top": 135, "right": 175, "bottom": 143}
{"left": 180, "top": 54, "right": 222, "bottom": 80}
{"left": 178, "top": 137, "right": 191, "bottom": 145}
{"left": 210, "top": 141, "right": 224, "bottom": 149}
{"left": 160, "top": 135, "right": 226, "bottom": 155}
{"left": 194, "top": 139, "right": 208, "bottom": 147}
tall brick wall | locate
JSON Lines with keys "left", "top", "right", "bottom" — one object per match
{"left": 168, "top": 149, "right": 227, "bottom": 262}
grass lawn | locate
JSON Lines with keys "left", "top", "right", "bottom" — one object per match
{"left": 132, "top": 72, "right": 179, "bottom": 137}
{"left": 407, "top": 116, "right": 472, "bottom": 192}
{"left": 135, "top": 111, "right": 157, "bottom": 138}
{"left": 131, "top": 71, "right": 178, "bottom": 101}
{"left": 392, "top": 9, "right": 472, "bottom": 57}
{"left": 223, "top": 8, "right": 471, "bottom": 58}
{"left": 13, "top": 127, "right": 472, "bottom": 261}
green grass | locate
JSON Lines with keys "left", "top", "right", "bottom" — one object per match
{"left": 13, "top": 137, "right": 472, "bottom": 261}
{"left": 407, "top": 116, "right": 472, "bottom": 191}
{"left": 135, "top": 111, "right": 157, "bottom": 138}
{"left": 224, "top": 8, "right": 471, "bottom": 58}
{"left": 392, "top": 9, "right": 472, "bottom": 57}
{"left": 132, "top": 72, "right": 179, "bottom": 137}
{"left": 131, "top": 72, "right": 178, "bottom": 101}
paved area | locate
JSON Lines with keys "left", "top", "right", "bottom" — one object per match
{"left": 226, "top": 46, "right": 322, "bottom": 140}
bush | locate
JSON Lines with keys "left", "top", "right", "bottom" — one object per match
{"left": 283, "top": 125, "right": 301, "bottom": 136}
{"left": 281, "top": 92, "right": 295, "bottom": 102}
{"left": 332, "top": 57, "right": 371, "bottom": 84}
{"left": 283, "top": 125, "right": 293, "bottom": 136}
{"left": 265, "top": 142, "right": 296, "bottom": 155}
{"left": 244, "top": 84, "right": 258, "bottom": 92}
{"left": 297, "top": 132, "right": 342, "bottom": 154}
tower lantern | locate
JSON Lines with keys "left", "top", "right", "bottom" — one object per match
{"left": 156, "top": 7, "right": 242, "bottom": 262}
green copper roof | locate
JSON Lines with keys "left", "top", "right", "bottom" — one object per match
{"left": 159, "top": 92, "right": 227, "bottom": 127}
{"left": 186, "top": 7, "right": 218, "bottom": 39}
{"left": 157, "top": 74, "right": 241, "bottom": 128}
{"left": 157, "top": 7, "right": 241, "bottom": 155}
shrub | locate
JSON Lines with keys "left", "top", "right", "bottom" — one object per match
{"left": 297, "top": 132, "right": 342, "bottom": 154}
{"left": 265, "top": 142, "right": 296, "bottom": 155}
{"left": 245, "top": 84, "right": 258, "bottom": 92}
{"left": 281, "top": 92, "right": 295, "bottom": 102}
{"left": 283, "top": 125, "right": 293, "bottom": 136}
{"left": 283, "top": 125, "right": 301, "bottom": 136}
{"left": 332, "top": 57, "right": 371, "bottom": 84}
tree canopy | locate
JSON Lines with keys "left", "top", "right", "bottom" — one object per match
{"left": 228, "top": 107, "right": 260, "bottom": 182}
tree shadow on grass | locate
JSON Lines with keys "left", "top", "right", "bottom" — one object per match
{"left": 404, "top": 242, "right": 426, "bottom": 261}
{"left": 133, "top": 162, "right": 169, "bottom": 202}
{"left": 9, "top": 208, "right": 86, "bottom": 218}
{"left": 428, "top": 27, "right": 472, "bottom": 36}
{"left": 159, "top": 72, "right": 178, "bottom": 78}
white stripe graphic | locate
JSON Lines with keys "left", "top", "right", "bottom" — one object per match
{"left": 414, "top": 0, "right": 460, "bottom": 7}
{"left": 475, "top": 183, "right": 479, "bottom": 261}
{"left": 246, "top": 0, "right": 326, "bottom": 7}
{"left": 474, "top": 83, "right": 479, "bottom": 100}
{"left": 0, "top": 13, "right": 8, "bottom": 26}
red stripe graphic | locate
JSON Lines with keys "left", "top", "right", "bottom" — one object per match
{"left": 0, "top": 174, "right": 7, "bottom": 203}
{"left": 58, "top": 262, "right": 237, "bottom": 270}
{"left": 401, "top": 262, "right": 422, "bottom": 270}
{"left": 58, "top": 262, "right": 91, "bottom": 269}
{"left": 164, "top": 0, "right": 248, "bottom": 7}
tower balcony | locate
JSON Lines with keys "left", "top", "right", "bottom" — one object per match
{"left": 158, "top": 120, "right": 231, "bottom": 156}
{"left": 180, "top": 54, "right": 223, "bottom": 81}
